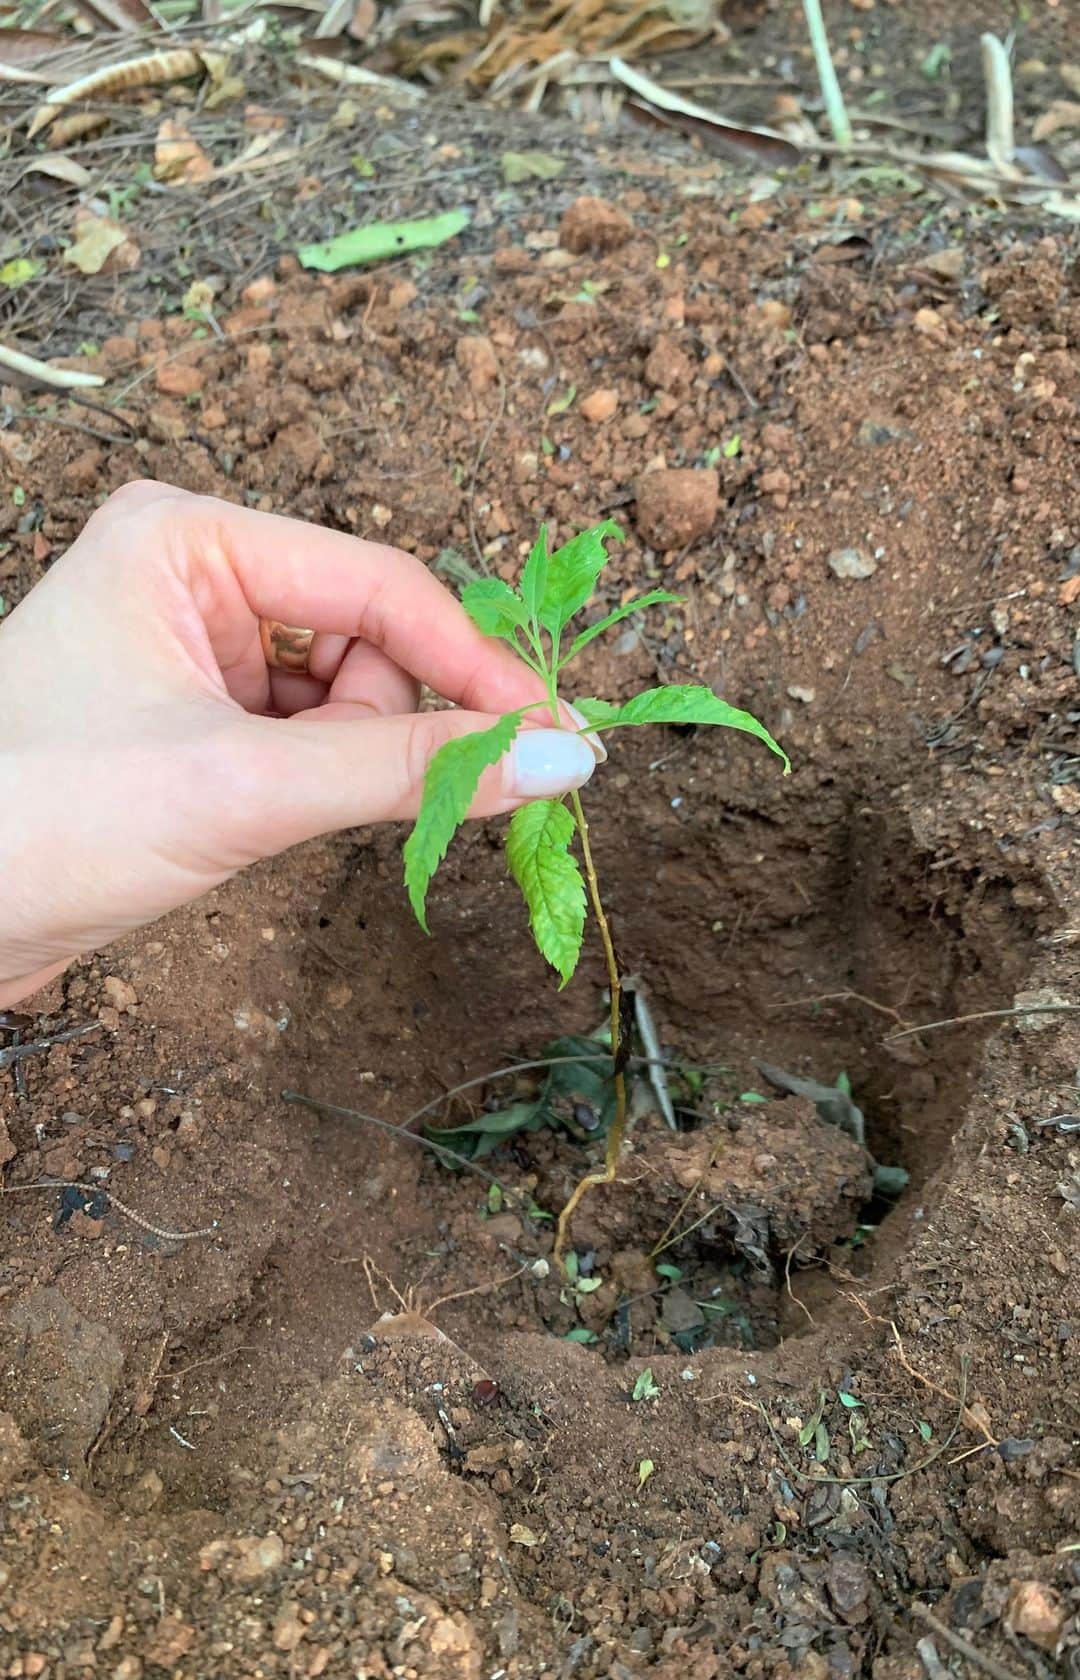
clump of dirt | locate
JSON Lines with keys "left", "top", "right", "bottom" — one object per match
{"left": 1, "top": 72, "right": 1078, "bottom": 1680}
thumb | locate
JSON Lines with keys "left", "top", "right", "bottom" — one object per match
{"left": 222, "top": 708, "right": 599, "bottom": 856}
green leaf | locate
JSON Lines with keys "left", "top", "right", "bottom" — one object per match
{"left": 570, "top": 697, "right": 622, "bottom": 728}
{"left": 565, "top": 1326, "right": 598, "bottom": 1344}
{"left": 521, "top": 525, "right": 550, "bottom": 629}
{"left": 404, "top": 710, "right": 523, "bottom": 931}
{"left": 564, "top": 1250, "right": 580, "bottom": 1283}
{"left": 298, "top": 208, "right": 470, "bottom": 272}
{"left": 502, "top": 150, "right": 566, "bottom": 183}
{"left": 638, "top": 1457, "right": 655, "bottom": 1487}
{"left": 798, "top": 1392, "right": 827, "bottom": 1447}
{"left": 917, "top": 1419, "right": 933, "bottom": 1442}
{"left": 506, "top": 799, "right": 586, "bottom": 986}
{"left": 838, "top": 1390, "right": 862, "bottom": 1409}
{"left": 537, "top": 521, "right": 624, "bottom": 641}
{"left": 0, "top": 258, "right": 41, "bottom": 289}
{"left": 573, "top": 685, "right": 790, "bottom": 773}
{"left": 576, "top": 1276, "right": 602, "bottom": 1294}
{"left": 814, "top": 1421, "right": 830, "bottom": 1462}
{"left": 632, "top": 1368, "right": 660, "bottom": 1402}
{"left": 655, "top": 1262, "right": 683, "bottom": 1282}
{"left": 429, "top": 1100, "right": 541, "bottom": 1139}
{"left": 562, "top": 589, "right": 683, "bottom": 665}
{"left": 487, "top": 1183, "right": 503, "bottom": 1213}
{"left": 461, "top": 578, "right": 527, "bottom": 642}
{"left": 546, "top": 385, "right": 576, "bottom": 417}
{"left": 723, "top": 433, "right": 742, "bottom": 458}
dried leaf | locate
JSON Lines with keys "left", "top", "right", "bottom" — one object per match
{"left": 295, "top": 52, "right": 425, "bottom": 101}
{"left": 610, "top": 55, "right": 801, "bottom": 166}
{"left": 502, "top": 149, "right": 565, "bottom": 182}
{"left": 49, "top": 111, "right": 110, "bottom": 147}
{"left": 64, "top": 213, "right": 138, "bottom": 276}
{"left": 0, "top": 29, "right": 67, "bottom": 82}
{"left": 509, "top": 1522, "right": 541, "bottom": 1547}
{"left": 75, "top": 0, "right": 153, "bottom": 28}
{"left": 154, "top": 118, "right": 213, "bottom": 183}
{"left": 1032, "top": 100, "right": 1080, "bottom": 141}
{"left": 22, "top": 154, "right": 93, "bottom": 190}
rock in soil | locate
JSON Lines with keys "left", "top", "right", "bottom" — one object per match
{"left": 634, "top": 466, "right": 719, "bottom": 549}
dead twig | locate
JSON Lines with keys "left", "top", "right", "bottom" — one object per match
{"left": 168, "top": 1344, "right": 257, "bottom": 1381}
{"left": 910, "top": 1602, "right": 1024, "bottom": 1680}
{"left": 885, "top": 1003, "right": 1080, "bottom": 1042}
{"left": 768, "top": 988, "right": 915, "bottom": 1032}
{"left": 756, "top": 1356, "right": 970, "bottom": 1486}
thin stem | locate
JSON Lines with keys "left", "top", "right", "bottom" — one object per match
{"left": 553, "top": 788, "right": 626, "bottom": 1270}
{"left": 802, "top": 0, "right": 853, "bottom": 147}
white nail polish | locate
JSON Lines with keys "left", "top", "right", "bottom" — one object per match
{"left": 509, "top": 730, "right": 596, "bottom": 798}
{"left": 564, "top": 702, "right": 608, "bottom": 763}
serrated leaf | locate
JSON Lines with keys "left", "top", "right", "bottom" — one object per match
{"left": 562, "top": 588, "right": 683, "bottom": 665}
{"left": 538, "top": 521, "right": 624, "bottom": 641}
{"left": 574, "top": 685, "right": 790, "bottom": 773}
{"left": 461, "top": 577, "right": 527, "bottom": 642}
{"left": 571, "top": 697, "right": 623, "bottom": 728}
{"left": 521, "top": 525, "right": 549, "bottom": 628}
{"left": 404, "top": 711, "right": 523, "bottom": 931}
{"left": 506, "top": 798, "right": 586, "bottom": 987}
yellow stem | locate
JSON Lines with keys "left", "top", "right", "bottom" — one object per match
{"left": 553, "top": 790, "right": 627, "bottom": 1272}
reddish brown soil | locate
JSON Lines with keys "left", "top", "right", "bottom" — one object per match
{"left": 1, "top": 40, "right": 1078, "bottom": 1680}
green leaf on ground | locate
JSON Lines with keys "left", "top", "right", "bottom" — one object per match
{"left": 506, "top": 798, "right": 586, "bottom": 986}
{"left": 572, "top": 685, "right": 790, "bottom": 772}
{"left": 0, "top": 258, "right": 41, "bottom": 289}
{"left": 632, "top": 1368, "right": 660, "bottom": 1402}
{"left": 298, "top": 208, "right": 470, "bottom": 272}
{"left": 502, "top": 150, "right": 565, "bottom": 183}
{"left": 404, "top": 710, "right": 522, "bottom": 930}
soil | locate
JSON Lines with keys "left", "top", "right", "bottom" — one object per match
{"left": 0, "top": 5, "right": 1079, "bottom": 1677}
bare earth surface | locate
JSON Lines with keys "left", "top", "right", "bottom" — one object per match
{"left": 0, "top": 6, "right": 1078, "bottom": 1676}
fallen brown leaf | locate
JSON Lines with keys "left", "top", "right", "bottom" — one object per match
{"left": 49, "top": 109, "right": 112, "bottom": 147}
{"left": 1032, "top": 100, "right": 1080, "bottom": 142}
{"left": 21, "top": 154, "right": 93, "bottom": 189}
{"left": 154, "top": 118, "right": 213, "bottom": 182}
{"left": 64, "top": 211, "right": 140, "bottom": 276}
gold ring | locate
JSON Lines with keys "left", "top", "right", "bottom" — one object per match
{"left": 259, "top": 619, "right": 316, "bottom": 674}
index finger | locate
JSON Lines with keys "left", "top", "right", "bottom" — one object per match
{"left": 186, "top": 491, "right": 548, "bottom": 717}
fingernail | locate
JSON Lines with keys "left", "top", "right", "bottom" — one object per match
{"left": 564, "top": 702, "right": 608, "bottom": 763}
{"left": 508, "top": 729, "right": 597, "bottom": 798}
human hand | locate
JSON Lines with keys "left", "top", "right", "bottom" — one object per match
{"left": 0, "top": 480, "right": 600, "bottom": 1006}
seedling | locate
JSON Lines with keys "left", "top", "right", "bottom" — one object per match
{"left": 403, "top": 521, "right": 789, "bottom": 1267}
